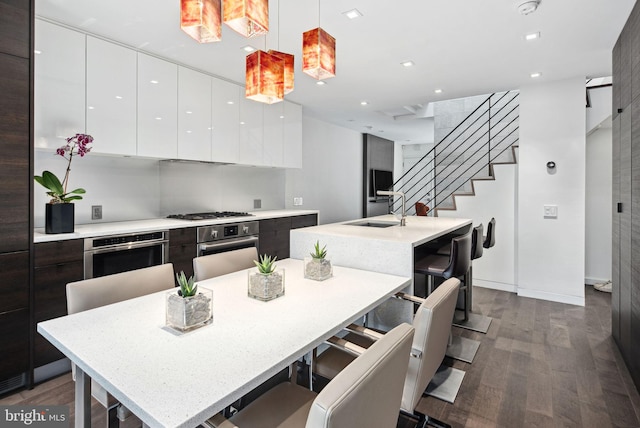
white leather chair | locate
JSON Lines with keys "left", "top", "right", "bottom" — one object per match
{"left": 205, "top": 323, "right": 415, "bottom": 428}
{"left": 193, "top": 247, "right": 258, "bottom": 282}
{"left": 314, "top": 278, "right": 461, "bottom": 428}
{"left": 66, "top": 263, "right": 176, "bottom": 427}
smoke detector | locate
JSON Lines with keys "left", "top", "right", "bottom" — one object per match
{"left": 517, "top": 0, "right": 541, "bottom": 15}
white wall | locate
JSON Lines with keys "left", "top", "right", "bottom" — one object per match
{"left": 518, "top": 77, "right": 586, "bottom": 306}
{"left": 285, "top": 116, "right": 362, "bottom": 224}
{"left": 34, "top": 150, "right": 161, "bottom": 226}
{"left": 585, "top": 124, "right": 612, "bottom": 284}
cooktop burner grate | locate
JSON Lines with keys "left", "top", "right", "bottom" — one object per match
{"left": 167, "top": 212, "right": 253, "bottom": 221}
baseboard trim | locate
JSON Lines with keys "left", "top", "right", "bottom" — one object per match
{"left": 474, "top": 279, "right": 517, "bottom": 293}
{"left": 34, "top": 358, "right": 71, "bottom": 384}
{"left": 517, "top": 288, "right": 585, "bottom": 306}
{"left": 585, "top": 277, "right": 610, "bottom": 286}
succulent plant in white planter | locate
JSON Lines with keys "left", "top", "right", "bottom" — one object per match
{"left": 248, "top": 254, "right": 285, "bottom": 301}
{"left": 166, "top": 271, "right": 213, "bottom": 332}
{"left": 304, "top": 240, "right": 333, "bottom": 281}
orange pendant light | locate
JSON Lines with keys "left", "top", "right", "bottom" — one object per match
{"left": 180, "top": 0, "right": 222, "bottom": 43}
{"left": 223, "top": 0, "right": 269, "bottom": 38}
{"left": 302, "top": 27, "right": 336, "bottom": 80}
{"left": 246, "top": 50, "right": 284, "bottom": 104}
{"left": 268, "top": 50, "right": 294, "bottom": 94}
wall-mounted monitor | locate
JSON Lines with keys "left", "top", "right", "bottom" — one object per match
{"left": 369, "top": 169, "right": 393, "bottom": 197}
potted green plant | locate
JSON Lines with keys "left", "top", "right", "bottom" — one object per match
{"left": 166, "top": 271, "right": 213, "bottom": 332}
{"left": 304, "top": 240, "right": 333, "bottom": 281}
{"left": 34, "top": 133, "right": 93, "bottom": 234}
{"left": 248, "top": 254, "right": 285, "bottom": 301}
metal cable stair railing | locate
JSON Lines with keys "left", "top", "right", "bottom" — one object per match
{"left": 388, "top": 91, "right": 520, "bottom": 216}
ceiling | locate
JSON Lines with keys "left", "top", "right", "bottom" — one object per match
{"left": 36, "top": 0, "right": 636, "bottom": 144}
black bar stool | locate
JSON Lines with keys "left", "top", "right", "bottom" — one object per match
{"left": 414, "top": 230, "right": 472, "bottom": 320}
{"left": 483, "top": 217, "right": 496, "bottom": 249}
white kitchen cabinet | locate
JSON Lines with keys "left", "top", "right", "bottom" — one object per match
{"left": 238, "top": 96, "right": 264, "bottom": 166}
{"left": 86, "top": 37, "right": 137, "bottom": 156}
{"left": 263, "top": 102, "right": 284, "bottom": 167}
{"left": 211, "top": 78, "right": 240, "bottom": 163}
{"left": 283, "top": 101, "right": 303, "bottom": 168}
{"left": 137, "top": 53, "right": 178, "bottom": 159}
{"left": 178, "top": 67, "right": 212, "bottom": 161}
{"left": 34, "top": 20, "right": 85, "bottom": 149}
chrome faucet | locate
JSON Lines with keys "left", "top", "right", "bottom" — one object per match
{"left": 377, "top": 190, "right": 406, "bottom": 226}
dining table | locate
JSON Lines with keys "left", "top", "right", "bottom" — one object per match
{"left": 37, "top": 258, "right": 412, "bottom": 428}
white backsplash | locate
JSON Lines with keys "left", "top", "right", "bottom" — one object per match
{"left": 34, "top": 150, "right": 286, "bottom": 227}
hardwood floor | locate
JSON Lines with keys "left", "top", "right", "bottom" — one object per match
{"left": 2, "top": 286, "right": 639, "bottom": 428}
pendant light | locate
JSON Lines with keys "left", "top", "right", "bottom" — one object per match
{"left": 302, "top": 1, "right": 336, "bottom": 80}
{"left": 223, "top": 0, "right": 269, "bottom": 38}
{"left": 267, "top": 0, "right": 294, "bottom": 94}
{"left": 180, "top": 0, "right": 222, "bottom": 43}
{"left": 246, "top": 50, "right": 284, "bottom": 104}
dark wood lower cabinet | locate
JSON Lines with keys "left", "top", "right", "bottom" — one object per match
{"left": 168, "top": 227, "right": 197, "bottom": 280}
{"left": 259, "top": 214, "right": 318, "bottom": 260}
{"left": 33, "top": 240, "right": 84, "bottom": 368}
{"left": 0, "top": 308, "right": 29, "bottom": 381}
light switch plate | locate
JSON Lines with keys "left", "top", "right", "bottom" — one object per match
{"left": 293, "top": 197, "right": 303, "bottom": 206}
{"left": 92, "top": 205, "right": 102, "bottom": 220}
{"left": 543, "top": 205, "right": 557, "bottom": 219}
{"left": 253, "top": 199, "right": 261, "bottom": 209}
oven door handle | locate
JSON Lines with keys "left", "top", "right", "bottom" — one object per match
{"left": 198, "top": 236, "right": 259, "bottom": 253}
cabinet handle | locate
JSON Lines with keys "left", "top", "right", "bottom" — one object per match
{"left": 617, "top": 202, "right": 623, "bottom": 213}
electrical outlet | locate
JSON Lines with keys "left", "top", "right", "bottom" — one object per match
{"left": 543, "top": 205, "right": 557, "bottom": 219}
{"left": 92, "top": 205, "right": 102, "bottom": 220}
{"left": 293, "top": 197, "right": 303, "bottom": 206}
{"left": 253, "top": 199, "right": 261, "bottom": 209}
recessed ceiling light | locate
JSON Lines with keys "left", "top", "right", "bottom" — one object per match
{"left": 530, "top": 72, "right": 542, "bottom": 78}
{"left": 34, "top": 50, "right": 41, "bottom": 55}
{"left": 279, "top": 115, "right": 285, "bottom": 119}
{"left": 434, "top": 89, "right": 443, "bottom": 94}
{"left": 342, "top": 9, "right": 362, "bottom": 19}
{"left": 115, "top": 95, "right": 123, "bottom": 99}
{"left": 361, "top": 101, "right": 369, "bottom": 106}
{"left": 316, "top": 81, "right": 326, "bottom": 86}
{"left": 155, "top": 117, "right": 162, "bottom": 120}
{"left": 525, "top": 31, "right": 541, "bottom": 41}
{"left": 401, "top": 60, "right": 415, "bottom": 67}
{"left": 186, "top": 130, "right": 192, "bottom": 134}
{"left": 242, "top": 45, "right": 256, "bottom": 52}
{"left": 87, "top": 106, "right": 95, "bottom": 110}
{"left": 240, "top": 121, "right": 245, "bottom": 125}
{"left": 150, "top": 80, "right": 159, "bottom": 84}
{"left": 186, "top": 111, "right": 193, "bottom": 114}
{"left": 227, "top": 100, "right": 234, "bottom": 104}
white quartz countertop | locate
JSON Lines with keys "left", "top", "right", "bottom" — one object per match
{"left": 293, "top": 214, "right": 472, "bottom": 247}
{"left": 34, "top": 209, "right": 318, "bottom": 243}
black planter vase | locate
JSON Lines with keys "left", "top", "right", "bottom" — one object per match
{"left": 45, "top": 203, "right": 75, "bottom": 234}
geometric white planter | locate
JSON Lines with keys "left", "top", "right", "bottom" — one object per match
{"left": 165, "top": 287, "right": 213, "bottom": 332}
{"left": 304, "top": 257, "right": 332, "bottom": 281}
{"left": 247, "top": 268, "right": 285, "bottom": 301}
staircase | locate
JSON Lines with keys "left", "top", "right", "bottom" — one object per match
{"left": 389, "top": 91, "right": 520, "bottom": 216}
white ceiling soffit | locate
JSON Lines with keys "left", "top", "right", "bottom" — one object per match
{"left": 35, "top": 0, "right": 636, "bottom": 143}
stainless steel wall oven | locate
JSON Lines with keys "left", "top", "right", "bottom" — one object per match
{"left": 84, "top": 231, "right": 169, "bottom": 279}
{"left": 197, "top": 221, "right": 259, "bottom": 257}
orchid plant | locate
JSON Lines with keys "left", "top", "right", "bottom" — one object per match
{"left": 34, "top": 133, "right": 93, "bottom": 204}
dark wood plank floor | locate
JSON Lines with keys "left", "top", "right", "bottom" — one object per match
{"left": 2, "top": 286, "right": 639, "bottom": 428}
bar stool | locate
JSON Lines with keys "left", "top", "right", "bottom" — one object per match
{"left": 414, "top": 231, "right": 472, "bottom": 319}
{"left": 483, "top": 217, "right": 496, "bottom": 249}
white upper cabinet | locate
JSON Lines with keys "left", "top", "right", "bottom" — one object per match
{"left": 137, "top": 53, "right": 178, "bottom": 159}
{"left": 178, "top": 67, "right": 212, "bottom": 161}
{"left": 263, "top": 102, "right": 284, "bottom": 167}
{"left": 238, "top": 96, "right": 264, "bottom": 166}
{"left": 211, "top": 78, "right": 240, "bottom": 163}
{"left": 35, "top": 20, "right": 85, "bottom": 149}
{"left": 86, "top": 37, "right": 137, "bottom": 156}
{"left": 283, "top": 101, "right": 303, "bottom": 168}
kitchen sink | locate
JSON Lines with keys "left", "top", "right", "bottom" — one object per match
{"left": 345, "top": 220, "right": 398, "bottom": 228}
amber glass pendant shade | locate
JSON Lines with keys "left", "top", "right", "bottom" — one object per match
{"left": 180, "top": 0, "right": 222, "bottom": 43}
{"left": 246, "top": 50, "right": 284, "bottom": 104}
{"left": 223, "top": 0, "right": 269, "bottom": 38}
{"left": 302, "top": 27, "right": 336, "bottom": 80}
{"left": 268, "top": 50, "right": 294, "bottom": 94}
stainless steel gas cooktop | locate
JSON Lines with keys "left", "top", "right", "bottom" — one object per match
{"left": 166, "top": 212, "right": 253, "bottom": 221}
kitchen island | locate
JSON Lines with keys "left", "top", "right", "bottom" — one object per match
{"left": 290, "top": 214, "right": 472, "bottom": 328}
